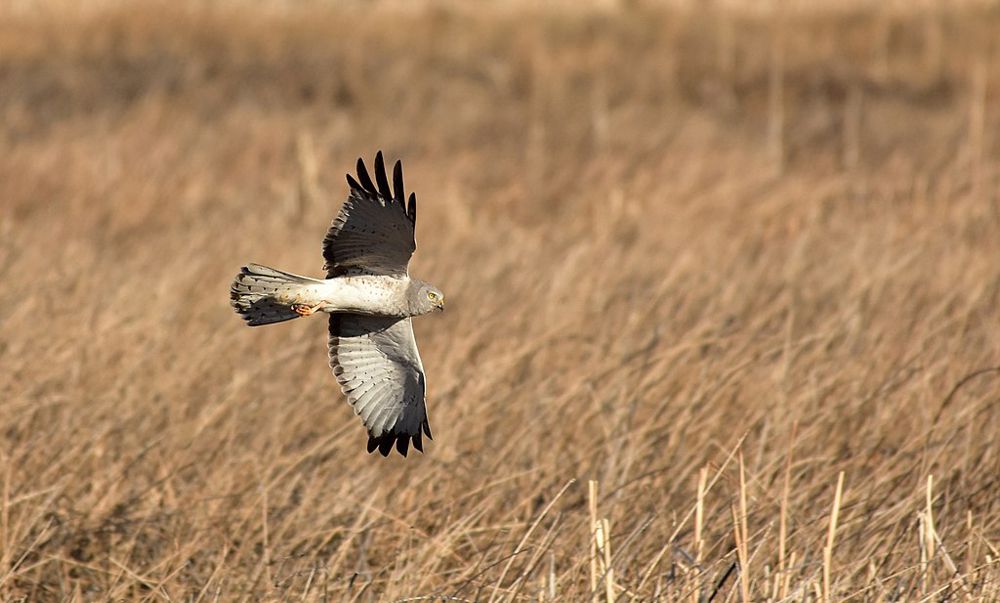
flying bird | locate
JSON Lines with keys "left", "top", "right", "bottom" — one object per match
{"left": 230, "top": 152, "right": 444, "bottom": 457}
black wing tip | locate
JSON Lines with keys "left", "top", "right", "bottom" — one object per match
{"left": 346, "top": 173, "right": 362, "bottom": 191}
{"left": 350, "top": 152, "right": 410, "bottom": 208}
{"left": 366, "top": 431, "right": 426, "bottom": 458}
{"left": 373, "top": 151, "right": 393, "bottom": 201}
{"left": 355, "top": 156, "right": 377, "bottom": 195}
{"left": 392, "top": 159, "right": 405, "bottom": 203}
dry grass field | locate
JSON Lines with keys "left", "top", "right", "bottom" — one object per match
{"left": 2, "top": 1, "right": 1000, "bottom": 601}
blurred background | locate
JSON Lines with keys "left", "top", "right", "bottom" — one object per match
{"left": 2, "top": 0, "right": 999, "bottom": 600}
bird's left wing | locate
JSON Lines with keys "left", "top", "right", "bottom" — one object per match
{"left": 323, "top": 151, "right": 417, "bottom": 277}
{"left": 328, "top": 314, "right": 432, "bottom": 457}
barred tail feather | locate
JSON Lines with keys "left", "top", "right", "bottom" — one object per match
{"left": 230, "top": 263, "right": 316, "bottom": 326}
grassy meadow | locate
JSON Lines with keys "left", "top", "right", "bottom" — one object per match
{"left": 1, "top": 1, "right": 1000, "bottom": 600}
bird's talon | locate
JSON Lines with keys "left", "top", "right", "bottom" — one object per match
{"left": 292, "top": 303, "right": 322, "bottom": 316}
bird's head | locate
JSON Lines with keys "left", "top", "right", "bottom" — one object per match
{"left": 408, "top": 280, "right": 445, "bottom": 315}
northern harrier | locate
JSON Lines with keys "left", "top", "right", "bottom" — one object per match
{"left": 230, "top": 152, "right": 443, "bottom": 457}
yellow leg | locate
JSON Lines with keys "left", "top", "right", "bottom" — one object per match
{"left": 291, "top": 303, "right": 324, "bottom": 316}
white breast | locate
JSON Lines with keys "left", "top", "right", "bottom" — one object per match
{"left": 314, "top": 275, "right": 408, "bottom": 316}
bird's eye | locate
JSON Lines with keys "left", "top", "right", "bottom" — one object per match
{"left": 427, "top": 291, "right": 438, "bottom": 301}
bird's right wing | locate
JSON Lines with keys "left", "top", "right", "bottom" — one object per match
{"left": 328, "top": 314, "right": 432, "bottom": 457}
{"left": 322, "top": 151, "right": 417, "bottom": 277}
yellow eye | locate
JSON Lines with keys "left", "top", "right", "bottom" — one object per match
{"left": 427, "top": 291, "right": 439, "bottom": 301}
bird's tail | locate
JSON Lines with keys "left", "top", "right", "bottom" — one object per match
{"left": 230, "top": 263, "right": 318, "bottom": 326}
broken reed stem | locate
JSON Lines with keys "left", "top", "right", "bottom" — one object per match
{"left": 777, "top": 421, "right": 797, "bottom": 600}
{"left": 785, "top": 551, "right": 796, "bottom": 599}
{"left": 696, "top": 466, "right": 707, "bottom": 564}
{"left": 731, "top": 503, "right": 750, "bottom": 603}
{"left": 589, "top": 480, "right": 599, "bottom": 602}
{"left": 823, "top": 471, "right": 845, "bottom": 603}
{"left": 919, "top": 511, "right": 929, "bottom": 595}
{"left": 919, "top": 474, "right": 961, "bottom": 596}
{"left": 925, "top": 475, "right": 936, "bottom": 567}
{"left": 0, "top": 457, "right": 9, "bottom": 596}
{"left": 917, "top": 477, "right": 934, "bottom": 596}
{"left": 588, "top": 480, "right": 615, "bottom": 603}
{"left": 736, "top": 453, "right": 751, "bottom": 602}
{"left": 598, "top": 518, "right": 615, "bottom": 603}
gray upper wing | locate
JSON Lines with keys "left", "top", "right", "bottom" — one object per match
{"left": 323, "top": 151, "right": 417, "bottom": 277}
{"left": 328, "top": 314, "right": 432, "bottom": 456}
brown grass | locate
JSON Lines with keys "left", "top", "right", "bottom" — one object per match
{"left": 2, "top": 2, "right": 1000, "bottom": 601}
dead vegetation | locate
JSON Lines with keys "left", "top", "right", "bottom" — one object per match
{"left": 1, "top": 1, "right": 999, "bottom": 600}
